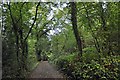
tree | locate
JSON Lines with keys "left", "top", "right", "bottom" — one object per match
{"left": 71, "top": 2, "right": 82, "bottom": 57}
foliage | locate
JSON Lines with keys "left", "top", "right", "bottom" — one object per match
{"left": 55, "top": 53, "right": 120, "bottom": 79}
{"left": 2, "top": 2, "right": 119, "bottom": 79}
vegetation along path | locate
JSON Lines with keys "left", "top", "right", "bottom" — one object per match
{"left": 28, "top": 61, "right": 65, "bottom": 79}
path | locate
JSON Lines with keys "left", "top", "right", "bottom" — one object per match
{"left": 28, "top": 61, "right": 66, "bottom": 79}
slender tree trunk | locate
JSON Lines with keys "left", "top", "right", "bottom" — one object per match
{"left": 71, "top": 2, "right": 82, "bottom": 57}
{"left": 83, "top": 3, "right": 101, "bottom": 53}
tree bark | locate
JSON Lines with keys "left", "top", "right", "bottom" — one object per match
{"left": 71, "top": 2, "right": 82, "bottom": 57}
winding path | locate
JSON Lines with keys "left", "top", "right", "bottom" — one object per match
{"left": 28, "top": 61, "right": 66, "bottom": 79}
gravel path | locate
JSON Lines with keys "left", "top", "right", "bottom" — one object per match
{"left": 28, "top": 61, "right": 66, "bottom": 79}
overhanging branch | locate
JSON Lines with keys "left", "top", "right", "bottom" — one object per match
{"left": 24, "top": 2, "right": 40, "bottom": 41}
{"left": 39, "top": 28, "right": 51, "bottom": 38}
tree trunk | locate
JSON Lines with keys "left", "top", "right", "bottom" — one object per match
{"left": 71, "top": 2, "right": 82, "bottom": 57}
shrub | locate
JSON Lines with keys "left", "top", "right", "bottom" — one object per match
{"left": 72, "top": 56, "right": 120, "bottom": 79}
{"left": 55, "top": 53, "right": 120, "bottom": 80}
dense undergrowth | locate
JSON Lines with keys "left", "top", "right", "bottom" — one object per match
{"left": 50, "top": 53, "right": 120, "bottom": 80}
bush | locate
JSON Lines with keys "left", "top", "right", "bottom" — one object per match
{"left": 55, "top": 53, "right": 120, "bottom": 80}
{"left": 73, "top": 57, "right": 119, "bottom": 79}
{"left": 83, "top": 47, "right": 97, "bottom": 54}
{"left": 54, "top": 54, "right": 77, "bottom": 78}
{"left": 82, "top": 53, "right": 99, "bottom": 63}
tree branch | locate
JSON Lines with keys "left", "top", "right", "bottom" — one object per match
{"left": 82, "top": 3, "right": 101, "bottom": 53}
{"left": 17, "top": 2, "right": 26, "bottom": 23}
{"left": 7, "top": 3, "right": 16, "bottom": 31}
{"left": 24, "top": 2, "right": 40, "bottom": 41}
{"left": 39, "top": 28, "right": 51, "bottom": 37}
{"left": 37, "top": 16, "right": 54, "bottom": 34}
